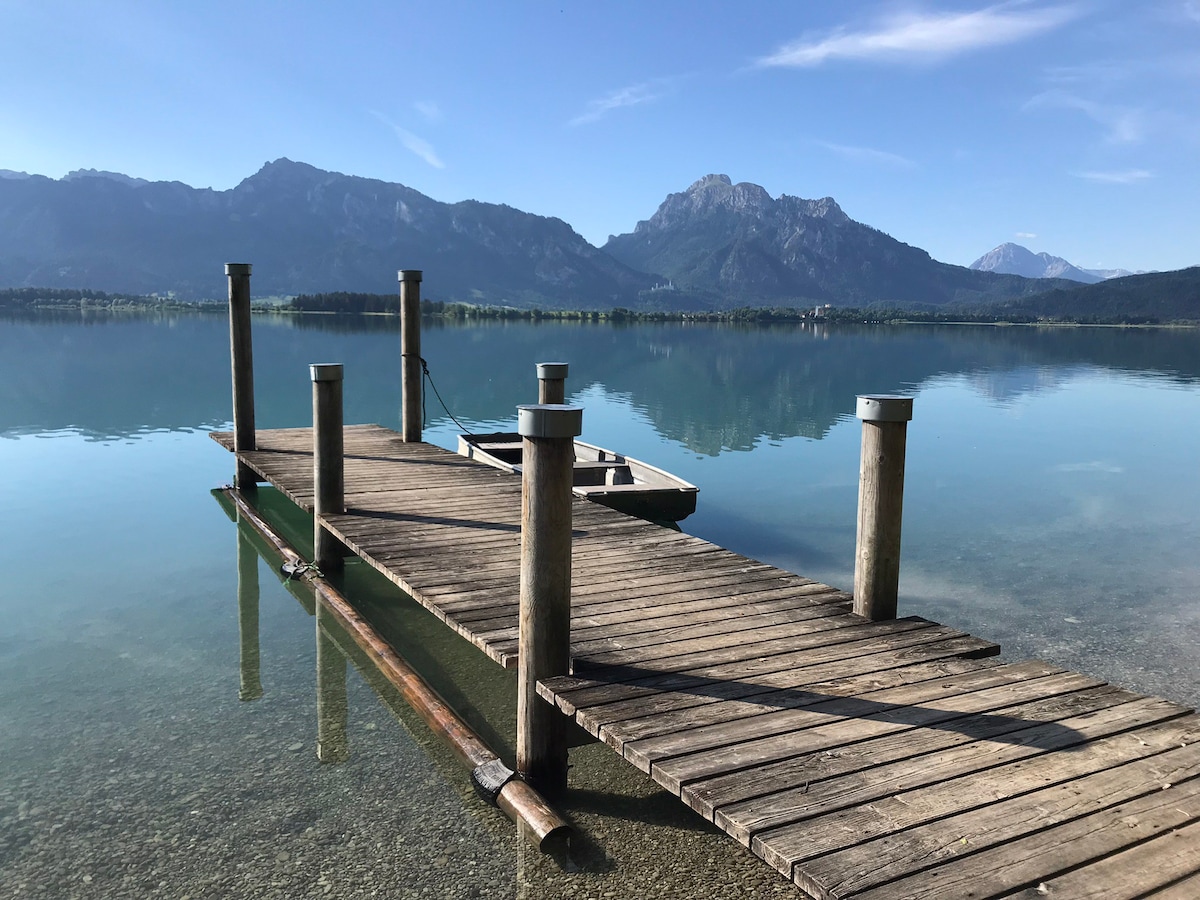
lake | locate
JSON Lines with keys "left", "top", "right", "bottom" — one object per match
{"left": 2, "top": 311, "right": 1198, "bottom": 898}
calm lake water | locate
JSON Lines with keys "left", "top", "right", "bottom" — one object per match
{"left": 2, "top": 311, "right": 1199, "bottom": 898}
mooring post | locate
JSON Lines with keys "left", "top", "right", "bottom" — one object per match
{"left": 853, "top": 395, "right": 914, "bottom": 621}
{"left": 311, "top": 363, "right": 345, "bottom": 572}
{"left": 399, "top": 269, "right": 423, "bottom": 442}
{"left": 315, "top": 603, "right": 350, "bottom": 764}
{"left": 536, "top": 362, "right": 569, "bottom": 404}
{"left": 516, "top": 402, "right": 582, "bottom": 796}
{"left": 226, "top": 263, "right": 257, "bottom": 489}
{"left": 236, "top": 521, "right": 263, "bottom": 701}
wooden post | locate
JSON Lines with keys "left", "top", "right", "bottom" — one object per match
{"left": 236, "top": 522, "right": 263, "bottom": 701}
{"left": 226, "top": 263, "right": 257, "bottom": 488}
{"left": 517, "top": 402, "right": 582, "bottom": 795}
{"left": 311, "top": 363, "right": 345, "bottom": 572}
{"left": 399, "top": 269, "right": 423, "bottom": 442}
{"left": 536, "top": 362, "right": 569, "bottom": 404}
{"left": 853, "top": 395, "right": 914, "bottom": 621}
{"left": 316, "top": 603, "right": 350, "bottom": 764}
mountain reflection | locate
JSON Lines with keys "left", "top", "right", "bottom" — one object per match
{"left": 4, "top": 310, "right": 1199, "bottom": 453}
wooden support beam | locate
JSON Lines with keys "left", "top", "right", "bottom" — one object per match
{"left": 536, "top": 361, "right": 569, "bottom": 404}
{"left": 311, "top": 363, "right": 345, "bottom": 572}
{"left": 853, "top": 395, "right": 913, "bottom": 621}
{"left": 225, "top": 262, "right": 257, "bottom": 488}
{"left": 399, "top": 269, "right": 423, "bottom": 442}
{"left": 517, "top": 403, "right": 583, "bottom": 795}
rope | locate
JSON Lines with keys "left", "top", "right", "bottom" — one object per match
{"left": 281, "top": 561, "right": 323, "bottom": 582}
{"left": 405, "top": 353, "right": 470, "bottom": 434}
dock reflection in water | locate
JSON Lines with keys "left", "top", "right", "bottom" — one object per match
{"left": 219, "top": 490, "right": 805, "bottom": 898}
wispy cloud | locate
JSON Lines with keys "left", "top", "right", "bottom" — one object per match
{"left": 1016, "top": 231, "right": 1038, "bottom": 239}
{"left": 756, "top": 3, "right": 1080, "bottom": 68}
{"left": 1186, "top": 1, "right": 1200, "bottom": 24}
{"left": 811, "top": 140, "right": 916, "bottom": 168}
{"left": 1071, "top": 169, "right": 1153, "bottom": 183}
{"left": 413, "top": 100, "right": 442, "bottom": 121}
{"left": 1024, "top": 90, "right": 1145, "bottom": 143}
{"left": 371, "top": 110, "right": 445, "bottom": 169}
{"left": 569, "top": 81, "right": 669, "bottom": 126}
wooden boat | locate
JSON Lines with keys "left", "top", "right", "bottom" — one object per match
{"left": 457, "top": 432, "right": 698, "bottom": 523}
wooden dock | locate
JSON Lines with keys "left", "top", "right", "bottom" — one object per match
{"left": 213, "top": 424, "right": 1200, "bottom": 899}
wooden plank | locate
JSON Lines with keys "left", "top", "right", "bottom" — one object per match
{"left": 685, "top": 687, "right": 1156, "bottom": 818}
{"left": 541, "top": 624, "right": 992, "bottom": 716}
{"left": 1006, "top": 819, "right": 1200, "bottom": 899}
{"left": 558, "top": 636, "right": 997, "bottom": 737}
{"left": 743, "top": 695, "right": 1191, "bottom": 872}
{"left": 593, "top": 652, "right": 1003, "bottom": 750}
{"left": 645, "top": 665, "right": 1083, "bottom": 790}
{"left": 792, "top": 719, "right": 1200, "bottom": 897}
{"left": 847, "top": 775, "right": 1200, "bottom": 900}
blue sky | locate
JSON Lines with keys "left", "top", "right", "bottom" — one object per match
{"left": 3, "top": 0, "right": 1197, "bottom": 271}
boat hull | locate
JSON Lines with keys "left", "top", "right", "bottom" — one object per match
{"left": 457, "top": 432, "right": 698, "bottom": 523}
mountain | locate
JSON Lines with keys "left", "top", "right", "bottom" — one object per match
{"left": 603, "top": 175, "right": 1059, "bottom": 308}
{"left": 0, "top": 159, "right": 655, "bottom": 305}
{"left": 986, "top": 267, "right": 1200, "bottom": 323}
{"left": 970, "top": 243, "right": 1103, "bottom": 284}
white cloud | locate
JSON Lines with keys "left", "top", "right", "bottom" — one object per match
{"left": 812, "top": 140, "right": 916, "bottom": 168}
{"left": 414, "top": 100, "right": 442, "bottom": 121}
{"left": 370, "top": 110, "right": 445, "bottom": 169}
{"left": 570, "top": 82, "right": 668, "bottom": 126}
{"left": 1024, "top": 90, "right": 1145, "bottom": 143}
{"left": 1186, "top": 1, "right": 1200, "bottom": 24}
{"left": 756, "top": 3, "right": 1079, "bottom": 68}
{"left": 1016, "top": 231, "right": 1038, "bottom": 239}
{"left": 1071, "top": 169, "right": 1153, "bottom": 183}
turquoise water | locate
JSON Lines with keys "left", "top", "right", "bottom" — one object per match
{"left": 2, "top": 311, "right": 1199, "bottom": 898}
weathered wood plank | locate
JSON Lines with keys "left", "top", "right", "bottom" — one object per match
{"left": 848, "top": 775, "right": 1200, "bottom": 900}
{"left": 794, "top": 718, "right": 1200, "bottom": 897}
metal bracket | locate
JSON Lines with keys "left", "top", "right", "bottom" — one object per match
{"left": 471, "top": 758, "right": 516, "bottom": 805}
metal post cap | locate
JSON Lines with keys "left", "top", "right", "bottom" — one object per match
{"left": 310, "top": 363, "right": 344, "bottom": 382}
{"left": 856, "top": 395, "right": 913, "bottom": 423}
{"left": 517, "top": 404, "right": 583, "bottom": 439}
{"left": 536, "top": 362, "right": 569, "bottom": 380}
{"left": 398, "top": 270, "right": 423, "bottom": 282}
{"left": 225, "top": 263, "right": 252, "bottom": 276}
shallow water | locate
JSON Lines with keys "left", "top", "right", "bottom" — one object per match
{"left": 2, "top": 311, "right": 1198, "bottom": 898}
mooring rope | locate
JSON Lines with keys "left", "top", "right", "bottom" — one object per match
{"left": 405, "top": 353, "right": 470, "bottom": 434}
{"left": 281, "top": 560, "right": 322, "bottom": 582}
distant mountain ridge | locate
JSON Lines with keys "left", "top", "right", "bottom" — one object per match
{"left": 969, "top": 242, "right": 1146, "bottom": 284}
{"left": 0, "top": 161, "right": 1096, "bottom": 309}
{"left": 604, "top": 175, "right": 1062, "bottom": 308}
{"left": 0, "top": 159, "right": 655, "bottom": 304}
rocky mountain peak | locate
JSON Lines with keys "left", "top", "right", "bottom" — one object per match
{"left": 686, "top": 174, "right": 732, "bottom": 192}
{"left": 62, "top": 169, "right": 149, "bottom": 188}
{"left": 971, "top": 243, "right": 1101, "bottom": 284}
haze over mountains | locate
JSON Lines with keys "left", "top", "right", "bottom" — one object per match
{"left": 0, "top": 159, "right": 1078, "bottom": 310}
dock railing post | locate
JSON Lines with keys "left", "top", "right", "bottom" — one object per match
{"left": 226, "top": 263, "right": 257, "bottom": 489}
{"left": 516, "top": 402, "right": 583, "bottom": 796}
{"left": 536, "top": 362, "right": 569, "bottom": 404}
{"left": 399, "top": 269, "right": 423, "bottom": 442}
{"left": 853, "top": 395, "right": 914, "bottom": 621}
{"left": 311, "top": 364, "right": 345, "bottom": 572}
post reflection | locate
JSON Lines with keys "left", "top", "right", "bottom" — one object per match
{"left": 316, "top": 602, "right": 350, "bottom": 764}
{"left": 235, "top": 522, "right": 263, "bottom": 702}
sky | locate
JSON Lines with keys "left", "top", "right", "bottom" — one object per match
{"left": 2, "top": 0, "right": 1198, "bottom": 272}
